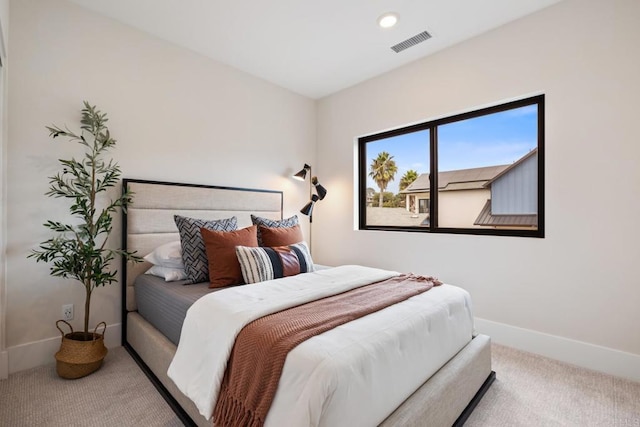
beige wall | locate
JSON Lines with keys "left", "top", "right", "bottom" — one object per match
{"left": 404, "top": 189, "right": 492, "bottom": 228}
{"left": 316, "top": 0, "right": 640, "bottom": 379}
{"left": 0, "top": 0, "right": 8, "bottom": 379}
{"left": 6, "top": 0, "right": 315, "bottom": 371}
{"left": 0, "top": 0, "right": 7, "bottom": 46}
{"left": 439, "top": 189, "right": 490, "bottom": 228}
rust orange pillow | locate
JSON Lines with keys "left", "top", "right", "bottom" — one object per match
{"left": 201, "top": 225, "right": 258, "bottom": 288}
{"left": 259, "top": 225, "right": 304, "bottom": 247}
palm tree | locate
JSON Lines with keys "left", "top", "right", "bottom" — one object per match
{"left": 369, "top": 151, "right": 398, "bottom": 207}
{"left": 399, "top": 169, "right": 419, "bottom": 192}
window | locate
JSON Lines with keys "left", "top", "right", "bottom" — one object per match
{"left": 418, "top": 199, "right": 429, "bottom": 214}
{"left": 358, "top": 95, "right": 544, "bottom": 238}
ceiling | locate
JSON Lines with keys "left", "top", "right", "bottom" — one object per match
{"left": 68, "top": 0, "right": 562, "bottom": 99}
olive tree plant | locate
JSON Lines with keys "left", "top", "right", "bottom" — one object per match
{"left": 29, "top": 102, "right": 141, "bottom": 339}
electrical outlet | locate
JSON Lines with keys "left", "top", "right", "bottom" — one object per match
{"left": 62, "top": 304, "right": 73, "bottom": 321}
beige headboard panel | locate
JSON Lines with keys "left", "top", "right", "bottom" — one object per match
{"left": 122, "top": 179, "right": 283, "bottom": 313}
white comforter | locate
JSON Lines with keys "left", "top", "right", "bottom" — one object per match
{"left": 168, "top": 265, "right": 474, "bottom": 426}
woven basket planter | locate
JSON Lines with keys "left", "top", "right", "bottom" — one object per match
{"left": 55, "top": 320, "right": 108, "bottom": 379}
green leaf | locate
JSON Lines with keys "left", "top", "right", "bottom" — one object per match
{"left": 30, "top": 102, "right": 141, "bottom": 335}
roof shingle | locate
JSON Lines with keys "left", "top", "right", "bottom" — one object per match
{"left": 401, "top": 164, "right": 509, "bottom": 193}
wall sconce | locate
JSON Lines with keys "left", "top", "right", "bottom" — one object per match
{"left": 293, "top": 164, "right": 311, "bottom": 182}
{"left": 311, "top": 177, "right": 327, "bottom": 200}
{"left": 293, "top": 164, "right": 327, "bottom": 222}
{"left": 293, "top": 164, "right": 327, "bottom": 251}
{"left": 300, "top": 194, "right": 319, "bottom": 217}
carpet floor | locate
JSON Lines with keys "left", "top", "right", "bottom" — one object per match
{"left": 0, "top": 343, "right": 638, "bottom": 426}
{"left": 0, "top": 346, "right": 181, "bottom": 426}
{"left": 466, "top": 345, "right": 640, "bottom": 427}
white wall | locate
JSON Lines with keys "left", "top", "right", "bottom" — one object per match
{"left": 0, "top": 0, "right": 7, "bottom": 46}
{"left": 0, "top": 0, "right": 9, "bottom": 379}
{"left": 6, "top": 0, "right": 315, "bottom": 372}
{"left": 316, "top": 0, "right": 640, "bottom": 380}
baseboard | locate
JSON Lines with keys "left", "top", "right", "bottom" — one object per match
{"left": 0, "top": 350, "right": 8, "bottom": 379}
{"left": 7, "top": 323, "right": 121, "bottom": 375}
{"left": 475, "top": 317, "right": 640, "bottom": 383}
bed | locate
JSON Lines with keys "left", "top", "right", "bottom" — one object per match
{"left": 121, "top": 178, "right": 495, "bottom": 426}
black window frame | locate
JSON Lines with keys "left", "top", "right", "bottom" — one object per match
{"left": 358, "top": 94, "right": 545, "bottom": 238}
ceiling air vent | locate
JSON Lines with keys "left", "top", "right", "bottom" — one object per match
{"left": 391, "top": 30, "right": 432, "bottom": 53}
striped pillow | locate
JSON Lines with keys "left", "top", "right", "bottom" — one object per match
{"left": 235, "top": 242, "right": 314, "bottom": 284}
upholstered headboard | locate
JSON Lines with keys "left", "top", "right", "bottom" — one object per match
{"left": 121, "top": 179, "right": 283, "bottom": 315}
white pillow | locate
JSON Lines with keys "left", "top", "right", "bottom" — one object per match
{"left": 143, "top": 241, "right": 183, "bottom": 269}
{"left": 145, "top": 265, "right": 188, "bottom": 282}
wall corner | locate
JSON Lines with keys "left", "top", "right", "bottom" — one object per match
{"left": 0, "top": 350, "right": 7, "bottom": 379}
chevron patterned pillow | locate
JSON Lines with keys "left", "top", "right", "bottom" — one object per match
{"left": 174, "top": 215, "right": 238, "bottom": 283}
{"left": 250, "top": 214, "right": 299, "bottom": 246}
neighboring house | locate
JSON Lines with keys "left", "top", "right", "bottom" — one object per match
{"left": 401, "top": 164, "right": 509, "bottom": 228}
{"left": 474, "top": 149, "right": 538, "bottom": 229}
{"left": 365, "top": 187, "right": 375, "bottom": 207}
{"left": 401, "top": 150, "right": 538, "bottom": 229}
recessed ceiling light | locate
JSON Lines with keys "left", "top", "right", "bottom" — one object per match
{"left": 377, "top": 12, "right": 399, "bottom": 29}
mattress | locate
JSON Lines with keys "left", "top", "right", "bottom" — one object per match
{"left": 134, "top": 274, "right": 218, "bottom": 345}
{"left": 134, "top": 266, "right": 331, "bottom": 344}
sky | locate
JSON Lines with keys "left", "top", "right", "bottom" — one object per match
{"left": 365, "top": 104, "right": 538, "bottom": 194}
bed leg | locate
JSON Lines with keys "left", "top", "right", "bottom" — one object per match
{"left": 452, "top": 371, "right": 496, "bottom": 426}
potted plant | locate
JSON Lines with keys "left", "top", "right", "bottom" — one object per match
{"left": 29, "top": 101, "right": 141, "bottom": 379}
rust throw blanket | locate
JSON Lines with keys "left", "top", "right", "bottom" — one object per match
{"left": 213, "top": 273, "right": 442, "bottom": 427}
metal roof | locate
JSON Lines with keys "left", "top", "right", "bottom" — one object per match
{"left": 401, "top": 164, "right": 509, "bottom": 193}
{"left": 483, "top": 148, "right": 538, "bottom": 188}
{"left": 473, "top": 200, "right": 538, "bottom": 227}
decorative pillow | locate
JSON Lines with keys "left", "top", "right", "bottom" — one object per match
{"left": 236, "top": 241, "right": 314, "bottom": 284}
{"left": 145, "top": 265, "right": 188, "bottom": 282}
{"left": 201, "top": 225, "right": 258, "bottom": 288}
{"left": 143, "top": 241, "right": 184, "bottom": 269}
{"left": 259, "top": 224, "right": 304, "bottom": 247}
{"left": 251, "top": 214, "right": 299, "bottom": 246}
{"left": 174, "top": 215, "right": 238, "bottom": 283}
